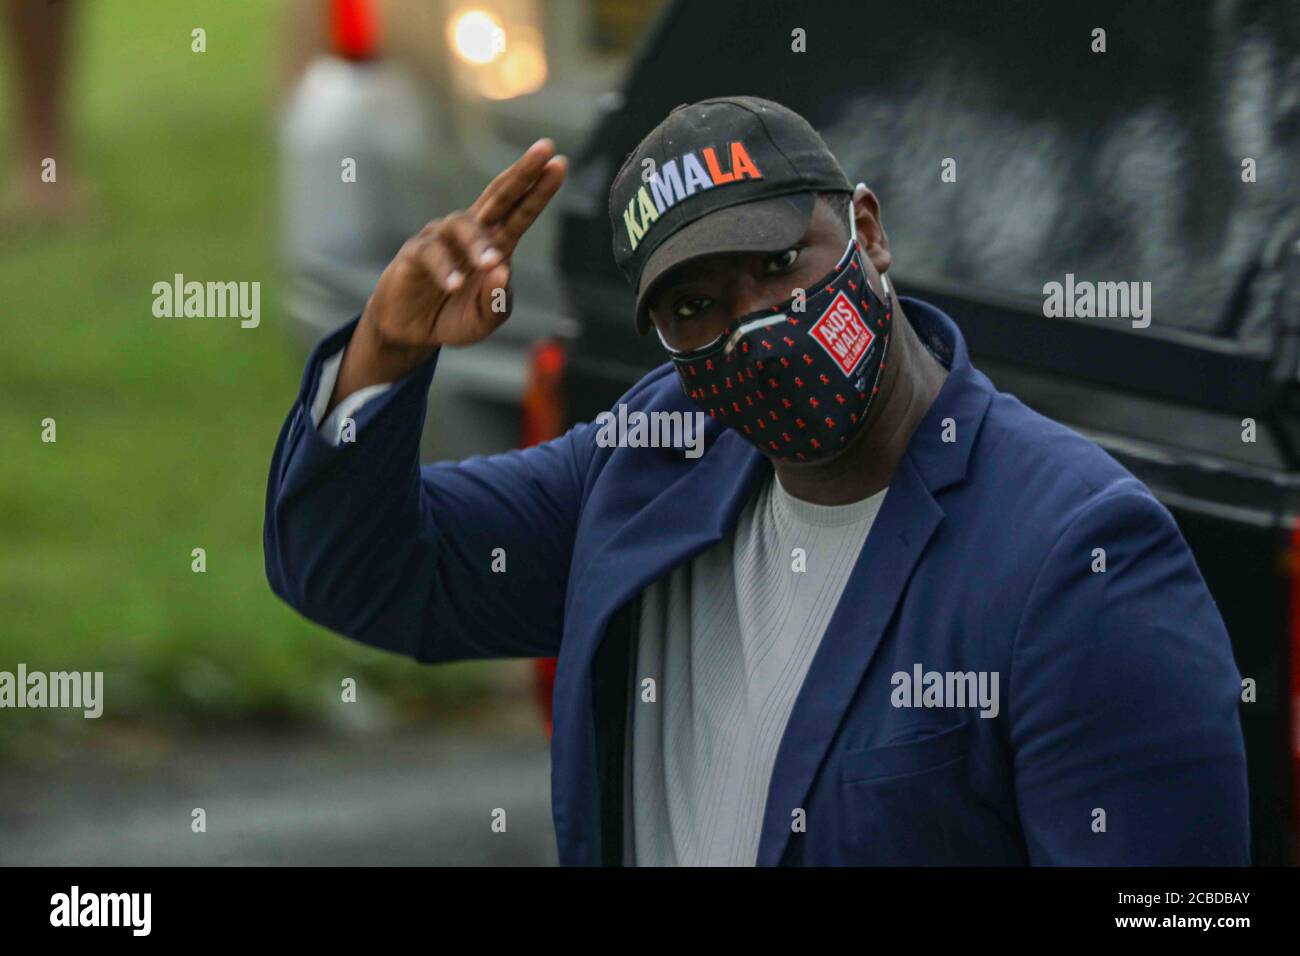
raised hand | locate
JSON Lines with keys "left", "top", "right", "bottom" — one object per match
{"left": 330, "top": 138, "right": 568, "bottom": 409}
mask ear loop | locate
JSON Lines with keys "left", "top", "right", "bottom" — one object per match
{"left": 850, "top": 196, "right": 890, "bottom": 298}
{"left": 657, "top": 321, "right": 727, "bottom": 358}
{"left": 655, "top": 323, "right": 680, "bottom": 354}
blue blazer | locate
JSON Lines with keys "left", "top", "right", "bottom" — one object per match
{"left": 264, "top": 296, "right": 1250, "bottom": 866}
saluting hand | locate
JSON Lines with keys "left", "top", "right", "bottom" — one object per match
{"left": 330, "top": 138, "right": 568, "bottom": 410}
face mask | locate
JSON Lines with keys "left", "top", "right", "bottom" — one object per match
{"left": 659, "top": 203, "right": 892, "bottom": 463}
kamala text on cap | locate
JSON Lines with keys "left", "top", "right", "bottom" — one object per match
{"left": 621, "top": 141, "right": 764, "bottom": 252}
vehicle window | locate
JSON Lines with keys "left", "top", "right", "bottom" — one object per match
{"left": 809, "top": 1, "right": 1300, "bottom": 343}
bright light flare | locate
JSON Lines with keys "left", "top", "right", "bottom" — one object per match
{"left": 450, "top": 10, "right": 506, "bottom": 65}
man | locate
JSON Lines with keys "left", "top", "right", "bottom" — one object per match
{"left": 265, "top": 96, "right": 1250, "bottom": 866}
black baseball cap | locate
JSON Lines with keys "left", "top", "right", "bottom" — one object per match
{"left": 609, "top": 95, "right": 854, "bottom": 335}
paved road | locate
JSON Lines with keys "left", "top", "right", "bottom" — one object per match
{"left": 0, "top": 717, "right": 557, "bottom": 866}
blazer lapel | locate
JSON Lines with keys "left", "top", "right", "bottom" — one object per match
{"left": 551, "top": 424, "right": 768, "bottom": 864}
{"left": 566, "top": 425, "right": 768, "bottom": 660}
{"left": 755, "top": 453, "right": 943, "bottom": 865}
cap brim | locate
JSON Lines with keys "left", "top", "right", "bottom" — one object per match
{"left": 633, "top": 192, "right": 816, "bottom": 335}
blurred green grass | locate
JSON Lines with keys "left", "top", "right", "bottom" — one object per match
{"left": 0, "top": 0, "right": 495, "bottom": 739}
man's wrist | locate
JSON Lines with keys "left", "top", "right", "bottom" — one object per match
{"left": 328, "top": 312, "right": 438, "bottom": 414}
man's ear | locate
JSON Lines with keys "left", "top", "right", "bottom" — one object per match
{"left": 853, "top": 184, "right": 892, "bottom": 279}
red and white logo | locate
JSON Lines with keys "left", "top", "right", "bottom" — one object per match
{"left": 809, "top": 291, "right": 874, "bottom": 377}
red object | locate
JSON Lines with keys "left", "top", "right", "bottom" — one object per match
{"left": 533, "top": 657, "right": 558, "bottom": 738}
{"left": 520, "top": 340, "right": 568, "bottom": 737}
{"left": 520, "top": 340, "right": 568, "bottom": 448}
{"left": 330, "top": 0, "right": 380, "bottom": 61}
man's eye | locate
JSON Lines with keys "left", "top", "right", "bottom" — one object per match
{"left": 763, "top": 248, "right": 799, "bottom": 274}
{"left": 674, "top": 297, "right": 712, "bottom": 319}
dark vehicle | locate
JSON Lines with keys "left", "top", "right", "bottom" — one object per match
{"left": 546, "top": 0, "right": 1300, "bottom": 864}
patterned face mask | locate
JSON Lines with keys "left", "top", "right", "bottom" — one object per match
{"left": 659, "top": 202, "right": 892, "bottom": 462}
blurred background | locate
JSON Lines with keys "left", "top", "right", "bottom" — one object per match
{"left": 0, "top": 0, "right": 662, "bottom": 866}
{"left": 1, "top": 0, "right": 1297, "bottom": 865}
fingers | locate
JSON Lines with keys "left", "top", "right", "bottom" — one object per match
{"left": 410, "top": 235, "right": 461, "bottom": 294}
{"left": 409, "top": 212, "right": 499, "bottom": 292}
{"left": 492, "top": 156, "right": 568, "bottom": 257}
{"left": 443, "top": 211, "right": 503, "bottom": 272}
{"left": 471, "top": 137, "right": 560, "bottom": 229}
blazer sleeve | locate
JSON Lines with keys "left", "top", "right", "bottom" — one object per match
{"left": 1008, "top": 484, "right": 1251, "bottom": 865}
{"left": 263, "top": 316, "right": 596, "bottom": 663}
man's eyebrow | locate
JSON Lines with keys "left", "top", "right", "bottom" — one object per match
{"left": 650, "top": 268, "right": 708, "bottom": 308}
{"left": 652, "top": 243, "right": 803, "bottom": 311}
{"left": 655, "top": 251, "right": 763, "bottom": 294}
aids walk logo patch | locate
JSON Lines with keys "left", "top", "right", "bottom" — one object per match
{"left": 810, "top": 290, "right": 874, "bottom": 377}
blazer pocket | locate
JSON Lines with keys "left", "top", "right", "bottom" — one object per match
{"left": 840, "top": 720, "right": 974, "bottom": 783}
